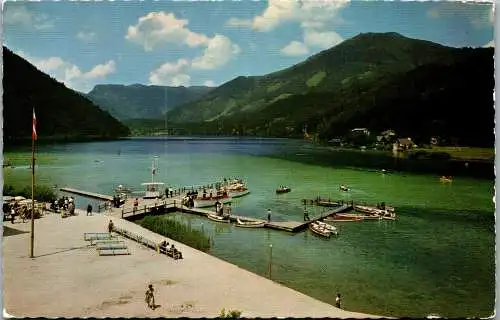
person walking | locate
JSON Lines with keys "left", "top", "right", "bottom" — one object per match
{"left": 87, "top": 203, "right": 93, "bottom": 216}
{"left": 108, "top": 220, "right": 114, "bottom": 234}
{"left": 145, "top": 284, "right": 155, "bottom": 309}
{"left": 335, "top": 293, "right": 341, "bottom": 309}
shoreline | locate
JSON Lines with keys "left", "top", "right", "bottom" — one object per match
{"left": 2, "top": 212, "right": 383, "bottom": 318}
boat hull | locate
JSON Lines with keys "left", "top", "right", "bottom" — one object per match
{"left": 194, "top": 197, "right": 232, "bottom": 208}
{"left": 206, "top": 213, "right": 229, "bottom": 222}
{"left": 325, "top": 215, "right": 363, "bottom": 222}
{"left": 309, "top": 223, "right": 332, "bottom": 238}
{"left": 336, "top": 213, "right": 382, "bottom": 220}
{"left": 235, "top": 218, "right": 266, "bottom": 228}
{"left": 276, "top": 188, "right": 291, "bottom": 194}
{"left": 229, "top": 189, "right": 250, "bottom": 198}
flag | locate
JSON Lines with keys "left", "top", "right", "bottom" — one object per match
{"left": 32, "top": 109, "right": 37, "bottom": 141}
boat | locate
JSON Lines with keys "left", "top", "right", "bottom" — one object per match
{"left": 340, "top": 185, "right": 350, "bottom": 192}
{"left": 235, "top": 217, "right": 266, "bottom": 228}
{"left": 336, "top": 213, "right": 382, "bottom": 221}
{"left": 226, "top": 180, "right": 250, "bottom": 198}
{"left": 309, "top": 222, "right": 332, "bottom": 238}
{"left": 142, "top": 157, "right": 165, "bottom": 199}
{"left": 440, "top": 176, "right": 453, "bottom": 183}
{"left": 194, "top": 190, "right": 232, "bottom": 208}
{"left": 315, "top": 221, "right": 338, "bottom": 235}
{"left": 354, "top": 205, "right": 387, "bottom": 216}
{"left": 325, "top": 214, "right": 364, "bottom": 222}
{"left": 276, "top": 186, "right": 291, "bottom": 194}
{"left": 115, "top": 184, "right": 133, "bottom": 194}
{"left": 206, "top": 212, "right": 229, "bottom": 222}
{"left": 316, "top": 200, "right": 340, "bottom": 207}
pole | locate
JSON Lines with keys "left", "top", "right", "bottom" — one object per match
{"left": 30, "top": 116, "right": 36, "bottom": 258}
{"left": 268, "top": 244, "right": 273, "bottom": 279}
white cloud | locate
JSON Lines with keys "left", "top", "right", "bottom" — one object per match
{"left": 226, "top": 0, "right": 349, "bottom": 32}
{"left": 225, "top": 17, "right": 253, "bottom": 27}
{"left": 192, "top": 35, "right": 241, "bottom": 70}
{"left": 125, "top": 11, "right": 209, "bottom": 51}
{"left": 4, "top": 5, "right": 54, "bottom": 30}
{"left": 204, "top": 80, "right": 216, "bottom": 87}
{"left": 149, "top": 59, "right": 191, "bottom": 86}
{"left": 76, "top": 31, "right": 97, "bottom": 42}
{"left": 303, "top": 30, "right": 343, "bottom": 49}
{"left": 17, "top": 51, "right": 116, "bottom": 93}
{"left": 483, "top": 39, "right": 495, "bottom": 48}
{"left": 281, "top": 41, "right": 310, "bottom": 56}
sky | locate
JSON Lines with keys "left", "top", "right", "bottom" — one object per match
{"left": 3, "top": 0, "right": 495, "bottom": 93}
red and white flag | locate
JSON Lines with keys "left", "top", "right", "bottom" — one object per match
{"left": 32, "top": 109, "right": 37, "bottom": 141}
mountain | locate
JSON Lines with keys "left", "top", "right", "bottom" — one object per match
{"left": 3, "top": 47, "right": 130, "bottom": 145}
{"left": 166, "top": 32, "right": 457, "bottom": 123}
{"left": 86, "top": 84, "right": 213, "bottom": 121}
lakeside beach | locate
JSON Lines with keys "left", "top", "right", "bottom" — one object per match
{"left": 3, "top": 212, "right": 378, "bottom": 318}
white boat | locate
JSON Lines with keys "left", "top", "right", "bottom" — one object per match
{"left": 142, "top": 157, "right": 164, "bottom": 199}
{"left": 315, "top": 221, "right": 338, "bottom": 235}
{"left": 227, "top": 182, "right": 250, "bottom": 198}
{"left": 206, "top": 212, "right": 229, "bottom": 222}
{"left": 235, "top": 217, "right": 266, "bottom": 228}
{"left": 309, "top": 222, "right": 332, "bottom": 238}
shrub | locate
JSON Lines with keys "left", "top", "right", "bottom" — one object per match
{"left": 3, "top": 184, "right": 57, "bottom": 202}
{"left": 140, "top": 216, "right": 211, "bottom": 252}
{"left": 219, "top": 308, "right": 242, "bottom": 319}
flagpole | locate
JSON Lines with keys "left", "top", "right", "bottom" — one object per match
{"left": 30, "top": 109, "right": 36, "bottom": 258}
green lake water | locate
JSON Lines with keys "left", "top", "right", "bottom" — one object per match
{"left": 4, "top": 137, "right": 495, "bottom": 317}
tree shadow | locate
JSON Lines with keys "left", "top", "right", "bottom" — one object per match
{"left": 35, "top": 245, "right": 89, "bottom": 258}
{"left": 3, "top": 225, "right": 29, "bottom": 237}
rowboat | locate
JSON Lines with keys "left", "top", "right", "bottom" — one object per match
{"left": 315, "top": 221, "right": 338, "bottom": 235}
{"left": 309, "top": 222, "right": 332, "bottom": 238}
{"left": 340, "top": 185, "right": 350, "bottom": 192}
{"left": 316, "top": 200, "right": 340, "bottom": 207}
{"left": 235, "top": 217, "right": 266, "bottom": 228}
{"left": 206, "top": 213, "right": 229, "bottom": 222}
{"left": 440, "top": 176, "right": 453, "bottom": 183}
{"left": 325, "top": 214, "right": 363, "bottom": 222}
{"left": 354, "top": 205, "right": 387, "bottom": 216}
{"left": 336, "top": 213, "right": 382, "bottom": 221}
{"left": 276, "top": 187, "right": 291, "bottom": 194}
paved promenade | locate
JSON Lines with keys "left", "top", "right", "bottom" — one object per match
{"left": 3, "top": 212, "right": 382, "bottom": 318}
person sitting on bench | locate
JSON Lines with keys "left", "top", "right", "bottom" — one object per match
{"left": 159, "top": 240, "right": 169, "bottom": 254}
{"left": 168, "top": 244, "right": 183, "bottom": 259}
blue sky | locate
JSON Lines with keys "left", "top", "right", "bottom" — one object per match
{"left": 3, "top": 1, "right": 494, "bottom": 93}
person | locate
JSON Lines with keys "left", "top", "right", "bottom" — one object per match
{"left": 267, "top": 209, "right": 271, "bottom": 222}
{"left": 170, "top": 244, "right": 183, "bottom": 259}
{"left": 165, "top": 187, "right": 169, "bottom": 198}
{"left": 335, "top": 293, "right": 341, "bottom": 309}
{"left": 227, "top": 203, "right": 232, "bottom": 215}
{"left": 159, "top": 240, "right": 169, "bottom": 254}
{"left": 303, "top": 208, "right": 310, "bottom": 221}
{"left": 10, "top": 207, "right": 15, "bottom": 224}
{"left": 108, "top": 220, "right": 114, "bottom": 234}
{"left": 170, "top": 190, "right": 173, "bottom": 198}
{"left": 87, "top": 203, "right": 93, "bottom": 216}
{"left": 133, "top": 198, "right": 139, "bottom": 213}
{"left": 145, "top": 284, "right": 155, "bottom": 309}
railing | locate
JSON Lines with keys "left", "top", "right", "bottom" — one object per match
{"left": 120, "top": 200, "right": 177, "bottom": 218}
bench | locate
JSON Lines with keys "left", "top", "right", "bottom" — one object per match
{"left": 98, "top": 248, "right": 130, "bottom": 256}
{"left": 84, "top": 232, "right": 114, "bottom": 242}
{"left": 96, "top": 242, "right": 128, "bottom": 251}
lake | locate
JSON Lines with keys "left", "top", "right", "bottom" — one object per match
{"left": 4, "top": 137, "right": 495, "bottom": 317}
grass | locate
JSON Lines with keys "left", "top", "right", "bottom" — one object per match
{"left": 140, "top": 216, "right": 211, "bottom": 252}
{"left": 306, "top": 71, "right": 326, "bottom": 87}
{"left": 414, "top": 146, "right": 494, "bottom": 161}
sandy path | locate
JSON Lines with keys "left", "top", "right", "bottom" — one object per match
{"left": 3, "top": 212, "right": 381, "bottom": 318}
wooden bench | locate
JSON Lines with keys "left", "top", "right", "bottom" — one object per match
{"left": 98, "top": 248, "right": 130, "bottom": 256}
{"left": 84, "top": 232, "right": 114, "bottom": 242}
{"left": 96, "top": 241, "right": 128, "bottom": 251}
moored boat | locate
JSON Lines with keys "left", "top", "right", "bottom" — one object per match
{"left": 325, "top": 214, "right": 364, "bottom": 222}
{"left": 227, "top": 181, "right": 250, "bottom": 198}
{"left": 354, "top": 205, "right": 386, "bottom": 216}
{"left": 336, "top": 212, "right": 382, "bottom": 221}
{"left": 440, "top": 176, "right": 453, "bottom": 183}
{"left": 206, "top": 212, "right": 229, "bottom": 222}
{"left": 235, "top": 217, "right": 266, "bottom": 228}
{"left": 115, "top": 184, "right": 133, "bottom": 194}
{"left": 315, "top": 221, "right": 338, "bottom": 235}
{"left": 194, "top": 190, "right": 232, "bottom": 208}
{"left": 276, "top": 186, "right": 291, "bottom": 194}
{"left": 316, "top": 200, "right": 340, "bottom": 207}
{"left": 309, "top": 222, "right": 332, "bottom": 238}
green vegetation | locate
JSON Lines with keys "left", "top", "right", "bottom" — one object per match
{"left": 86, "top": 84, "right": 213, "bottom": 121}
{"left": 162, "top": 34, "right": 493, "bottom": 149}
{"left": 3, "top": 47, "right": 130, "bottom": 146}
{"left": 140, "top": 216, "right": 211, "bottom": 252}
{"left": 3, "top": 184, "right": 57, "bottom": 202}
{"left": 306, "top": 71, "right": 326, "bottom": 87}
{"left": 219, "top": 308, "right": 242, "bottom": 319}
{"left": 412, "top": 147, "right": 495, "bottom": 161}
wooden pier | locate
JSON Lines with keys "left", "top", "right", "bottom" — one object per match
{"left": 59, "top": 187, "right": 352, "bottom": 233}
{"left": 60, "top": 187, "right": 114, "bottom": 202}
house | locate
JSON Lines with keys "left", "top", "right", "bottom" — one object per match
{"left": 351, "top": 128, "right": 370, "bottom": 136}
{"left": 393, "top": 137, "right": 416, "bottom": 151}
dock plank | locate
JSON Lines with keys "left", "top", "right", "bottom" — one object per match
{"left": 60, "top": 187, "right": 114, "bottom": 201}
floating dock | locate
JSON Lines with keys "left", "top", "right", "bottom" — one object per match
{"left": 60, "top": 187, "right": 114, "bottom": 201}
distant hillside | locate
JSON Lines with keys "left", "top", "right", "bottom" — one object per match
{"left": 3, "top": 47, "right": 130, "bottom": 145}
{"left": 177, "top": 47, "right": 494, "bottom": 147}
{"left": 167, "top": 32, "right": 457, "bottom": 123}
{"left": 86, "top": 84, "right": 213, "bottom": 121}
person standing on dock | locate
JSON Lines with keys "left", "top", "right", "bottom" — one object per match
{"left": 335, "top": 293, "right": 341, "bottom": 309}
{"left": 303, "top": 209, "right": 310, "bottom": 221}
{"left": 165, "top": 187, "right": 169, "bottom": 198}
{"left": 87, "top": 203, "right": 92, "bottom": 216}
{"left": 108, "top": 220, "right": 114, "bottom": 234}
{"left": 267, "top": 209, "right": 271, "bottom": 222}
{"left": 133, "top": 198, "right": 139, "bottom": 213}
